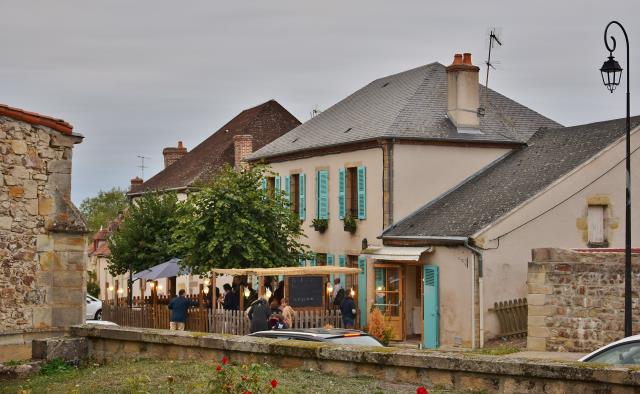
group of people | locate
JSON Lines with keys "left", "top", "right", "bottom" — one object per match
{"left": 331, "top": 277, "right": 357, "bottom": 329}
{"left": 247, "top": 296, "right": 294, "bottom": 333}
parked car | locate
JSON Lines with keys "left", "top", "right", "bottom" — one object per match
{"left": 85, "top": 320, "right": 118, "bottom": 327}
{"left": 580, "top": 335, "right": 640, "bottom": 364}
{"left": 86, "top": 294, "right": 102, "bottom": 320}
{"left": 248, "top": 328, "right": 383, "bottom": 347}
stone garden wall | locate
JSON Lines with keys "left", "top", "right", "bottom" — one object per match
{"left": 0, "top": 113, "right": 87, "bottom": 339}
{"left": 527, "top": 247, "right": 640, "bottom": 352}
{"left": 67, "top": 325, "right": 640, "bottom": 393}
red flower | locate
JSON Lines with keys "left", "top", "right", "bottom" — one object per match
{"left": 243, "top": 391, "right": 252, "bottom": 394}
{"left": 221, "top": 356, "right": 229, "bottom": 365}
{"left": 271, "top": 379, "right": 278, "bottom": 388}
{"left": 416, "top": 387, "right": 428, "bottom": 394}
{"left": 216, "top": 365, "right": 223, "bottom": 372}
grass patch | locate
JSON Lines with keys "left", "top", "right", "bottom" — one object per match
{"left": 1, "top": 360, "right": 29, "bottom": 367}
{"left": 469, "top": 346, "right": 520, "bottom": 356}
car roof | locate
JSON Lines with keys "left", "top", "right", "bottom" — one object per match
{"left": 250, "top": 328, "right": 367, "bottom": 339}
{"left": 580, "top": 334, "right": 640, "bottom": 361}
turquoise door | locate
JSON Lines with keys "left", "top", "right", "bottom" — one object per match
{"left": 423, "top": 265, "right": 439, "bottom": 349}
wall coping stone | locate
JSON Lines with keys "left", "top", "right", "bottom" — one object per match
{"left": 71, "top": 325, "right": 640, "bottom": 387}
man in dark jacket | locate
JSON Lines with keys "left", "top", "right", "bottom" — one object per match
{"left": 248, "top": 297, "right": 270, "bottom": 333}
{"left": 168, "top": 289, "right": 199, "bottom": 330}
{"left": 223, "top": 283, "right": 238, "bottom": 310}
{"left": 340, "top": 292, "right": 357, "bottom": 329}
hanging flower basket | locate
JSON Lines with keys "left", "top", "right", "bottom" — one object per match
{"left": 343, "top": 214, "right": 357, "bottom": 234}
{"left": 311, "top": 218, "right": 328, "bottom": 233}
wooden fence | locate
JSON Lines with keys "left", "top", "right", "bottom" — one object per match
{"left": 490, "top": 298, "right": 528, "bottom": 338}
{"left": 103, "top": 301, "right": 344, "bottom": 335}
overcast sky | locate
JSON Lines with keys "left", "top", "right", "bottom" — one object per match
{"left": 1, "top": 1, "right": 638, "bottom": 204}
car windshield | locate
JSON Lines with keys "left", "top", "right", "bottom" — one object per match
{"left": 327, "top": 336, "right": 382, "bottom": 347}
{"left": 587, "top": 341, "right": 640, "bottom": 364}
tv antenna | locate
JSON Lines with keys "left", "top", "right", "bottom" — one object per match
{"left": 479, "top": 28, "right": 503, "bottom": 117}
{"left": 136, "top": 155, "right": 150, "bottom": 179}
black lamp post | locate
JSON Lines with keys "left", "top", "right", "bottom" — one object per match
{"left": 600, "top": 20, "right": 632, "bottom": 337}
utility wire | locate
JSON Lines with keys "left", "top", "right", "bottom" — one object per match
{"left": 491, "top": 143, "right": 640, "bottom": 242}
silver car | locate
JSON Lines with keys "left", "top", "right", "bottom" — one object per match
{"left": 86, "top": 294, "right": 102, "bottom": 321}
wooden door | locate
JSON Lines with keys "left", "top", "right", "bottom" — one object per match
{"left": 373, "top": 264, "right": 404, "bottom": 340}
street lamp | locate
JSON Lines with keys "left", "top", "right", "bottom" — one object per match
{"left": 600, "top": 20, "right": 632, "bottom": 337}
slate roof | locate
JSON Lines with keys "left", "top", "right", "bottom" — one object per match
{"left": 250, "top": 63, "right": 561, "bottom": 160}
{"left": 130, "top": 100, "right": 300, "bottom": 194}
{"left": 382, "top": 116, "right": 640, "bottom": 239}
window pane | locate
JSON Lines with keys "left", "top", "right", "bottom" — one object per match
{"left": 588, "top": 342, "right": 640, "bottom": 364}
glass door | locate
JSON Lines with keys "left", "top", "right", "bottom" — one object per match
{"left": 373, "top": 264, "right": 404, "bottom": 340}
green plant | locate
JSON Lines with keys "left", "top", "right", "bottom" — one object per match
{"left": 381, "top": 327, "right": 394, "bottom": 347}
{"left": 208, "top": 356, "right": 279, "bottom": 393}
{"left": 86, "top": 271, "right": 100, "bottom": 298}
{"left": 4, "top": 359, "right": 28, "bottom": 367}
{"left": 311, "top": 218, "right": 328, "bottom": 233}
{"left": 343, "top": 214, "right": 357, "bottom": 234}
{"left": 40, "top": 358, "right": 72, "bottom": 376}
{"left": 79, "top": 187, "right": 128, "bottom": 237}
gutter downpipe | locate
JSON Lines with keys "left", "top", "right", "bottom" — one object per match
{"left": 464, "top": 239, "right": 484, "bottom": 348}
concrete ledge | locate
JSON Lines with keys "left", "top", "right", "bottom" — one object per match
{"left": 71, "top": 325, "right": 640, "bottom": 391}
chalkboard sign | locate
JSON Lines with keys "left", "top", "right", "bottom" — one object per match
{"left": 288, "top": 276, "right": 324, "bottom": 308}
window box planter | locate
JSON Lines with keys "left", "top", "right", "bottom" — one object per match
{"left": 343, "top": 214, "right": 357, "bottom": 234}
{"left": 311, "top": 218, "right": 328, "bottom": 233}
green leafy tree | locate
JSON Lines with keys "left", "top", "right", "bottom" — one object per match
{"left": 108, "top": 192, "right": 179, "bottom": 276}
{"left": 79, "top": 187, "right": 128, "bottom": 234}
{"left": 172, "top": 164, "right": 308, "bottom": 275}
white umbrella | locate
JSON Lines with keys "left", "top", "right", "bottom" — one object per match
{"left": 133, "top": 258, "right": 189, "bottom": 281}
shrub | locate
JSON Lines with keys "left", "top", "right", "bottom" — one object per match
{"left": 208, "top": 356, "right": 279, "bottom": 393}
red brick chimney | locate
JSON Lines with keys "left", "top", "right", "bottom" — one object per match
{"left": 130, "top": 176, "right": 143, "bottom": 192}
{"left": 162, "top": 141, "right": 187, "bottom": 168}
{"left": 233, "top": 135, "right": 253, "bottom": 170}
{"left": 446, "top": 52, "right": 481, "bottom": 131}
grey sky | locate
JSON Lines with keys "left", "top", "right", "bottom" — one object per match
{"left": 1, "top": 1, "right": 638, "bottom": 204}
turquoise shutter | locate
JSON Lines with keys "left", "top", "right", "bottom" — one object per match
{"left": 338, "top": 168, "right": 346, "bottom": 219}
{"left": 357, "top": 166, "right": 366, "bottom": 220}
{"left": 299, "top": 173, "right": 306, "bottom": 220}
{"left": 275, "top": 176, "right": 281, "bottom": 193}
{"left": 327, "top": 254, "right": 335, "bottom": 282}
{"left": 261, "top": 178, "right": 267, "bottom": 191}
{"left": 338, "top": 255, "right": 346, "bottom": 289}
{"left": 299, "top": 258, "right": 305, "bottom": 267}
{"left": 357, "top": 255, "right": 367, "bottom": 327}
{"left": 317, "top": 170, "right": 329, "bottom": 219}
{"left": 284, "top": 175, "right": 291, "bottom": 203}
{"left": 311, "top": 255, "right": 317, "bottom": 267}
{"left": 423, "top": 265, "right": 440, "bottom": 349}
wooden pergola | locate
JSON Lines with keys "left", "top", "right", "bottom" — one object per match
{"left": 210, "top": 266, "right": 361, "bottom": 311}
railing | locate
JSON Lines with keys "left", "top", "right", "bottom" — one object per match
{"left": 102, "top": 300, "right": 344, "bottom": 335}
{"left": 490, "top": 298, "right": 528, "bottom": 338}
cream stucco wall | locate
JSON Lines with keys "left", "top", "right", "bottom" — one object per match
{"left": 393, "top": 144, "right": 511, "bottom": 221}
{"left": 268, "top": 148, "right": 385, "bottom": 256}
{"left": 474, "top": 128, "right": 640, "bottom": 342}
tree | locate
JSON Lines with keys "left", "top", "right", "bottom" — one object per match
{"left": 79, "top": 187, "right": 128, "bottom": 235}
{"left": 108, "top": 192, "right": 179, "bottom": 276}
{"left": 172, "top": 164, "right": 308, "bottom": 275}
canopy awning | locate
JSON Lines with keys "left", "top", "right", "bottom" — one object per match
{"left": 210, "top": 266, "right": 361, "bottom": 277}
{"left": 362, "top": 246, "right": 433, "bottom": 261}
{"left": 133, "top": 258, "right": 190, "bottom": 281}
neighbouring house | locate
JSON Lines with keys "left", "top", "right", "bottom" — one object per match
{"left": 381, "top": 116, "right": 640, "bottom": 348}
{"left": 0, "top": 104, "right": 87, "bottom": 361}
{"left": 90, "top": 100, "right": 300, "bottom": 301}
{"left": 247, "top": 53, "right": 561, "bottom": 346}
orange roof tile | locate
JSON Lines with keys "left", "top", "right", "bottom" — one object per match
{"left": 0, "top": 104, "right": 73, "bottom": 135}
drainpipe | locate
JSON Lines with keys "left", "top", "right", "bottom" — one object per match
{"left": 464, "top": 240, "right": 484, "bottom": 348}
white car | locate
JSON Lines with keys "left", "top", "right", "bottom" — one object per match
{"left": 580, "top": 334, "right": 640, "bottom": 364}
{"left": 86, "top": 294, "right": 102, "bottom": 321}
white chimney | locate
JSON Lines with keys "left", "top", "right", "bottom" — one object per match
{"left": 446, "top": 53, "right": 481, "bottom": 132}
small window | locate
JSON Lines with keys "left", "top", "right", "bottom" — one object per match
{"left": 290, "top": 174, "right": 300, "bottom": 216}
{"left": 345, "top": 167, "right": 358, "bottom": 218}
{"left": 588, "top": 205, "right": 607, "bottom": 247}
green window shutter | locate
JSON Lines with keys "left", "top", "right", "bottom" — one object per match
{"left": 299, "top": 258, "right": 306, "bottom": 267}
{"left": 317, "top": 170, "right": 329, "bottom": 220}
{"left": 299, "top": 173, "right": 306, "bottom": 220}
{"left": 327, "top": 254, "right": 335, "bottom": 282}
{"left": 311, "top": 255, "right": 317, "bottom": 267}
{"left": 338, "top": 168, "right": 346, "bottom": 219}
{"left": 275, "top": 176, "right": 281, "bottom": 193}
{"left": 284, "top": 175, "right": 291, "bottom": 203}
{"left": 357, "top": 166, "right": 366, "bottom": 220}
{"left": 358, "top": 255, "right": 367, "bottom": 325}
{"left": 338, "top": 255, "right": 346, "bottom": 288}
{"left": 261, "top": 178, "right": 267, "bottom": 191}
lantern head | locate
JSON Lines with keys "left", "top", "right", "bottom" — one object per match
{"left": 600, "top": 54, "right": 623, "bottom": 93}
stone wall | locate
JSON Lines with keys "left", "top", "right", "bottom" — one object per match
{"left": 70, "top": 325, "right": 640, "bottom": 393}
{"left": 527, "top": 247, "right": 640, "bottom": 352}
{"left": 0, "top": 114, "right": 87, "bottom": 334}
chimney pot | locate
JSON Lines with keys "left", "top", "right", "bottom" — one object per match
{"left": 162, "top": 141, "right": 188, "bottom": 168}
{"left": 463, "top": 53, "right": 472, "bottom": 65}
{"left": 451, "top": 53, "right": 463, "bottom": 65}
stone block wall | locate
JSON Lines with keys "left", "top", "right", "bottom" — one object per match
{"left": 0, "top": 114, "right": 87, "bottom": 333}
{"left": 527, "top": 247, "right": 640, "bottom": 352}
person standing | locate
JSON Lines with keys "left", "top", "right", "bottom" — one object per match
{"left": 248, "top": 296, "right": 270, "bottom": 333}
{"left": 332, "top": 278, "right": 345, "bottom": 308}
{"left": 223, "top": 283, "right": 238, "bottom": 310}
{"left": 340, "top": 291, "right": 357, "bottom": 329}
{"left": 168, "top": 289, "right": 199, "bottom": 331}
{"left": 280, "top": 298, "right": 295, "bottom": 329}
